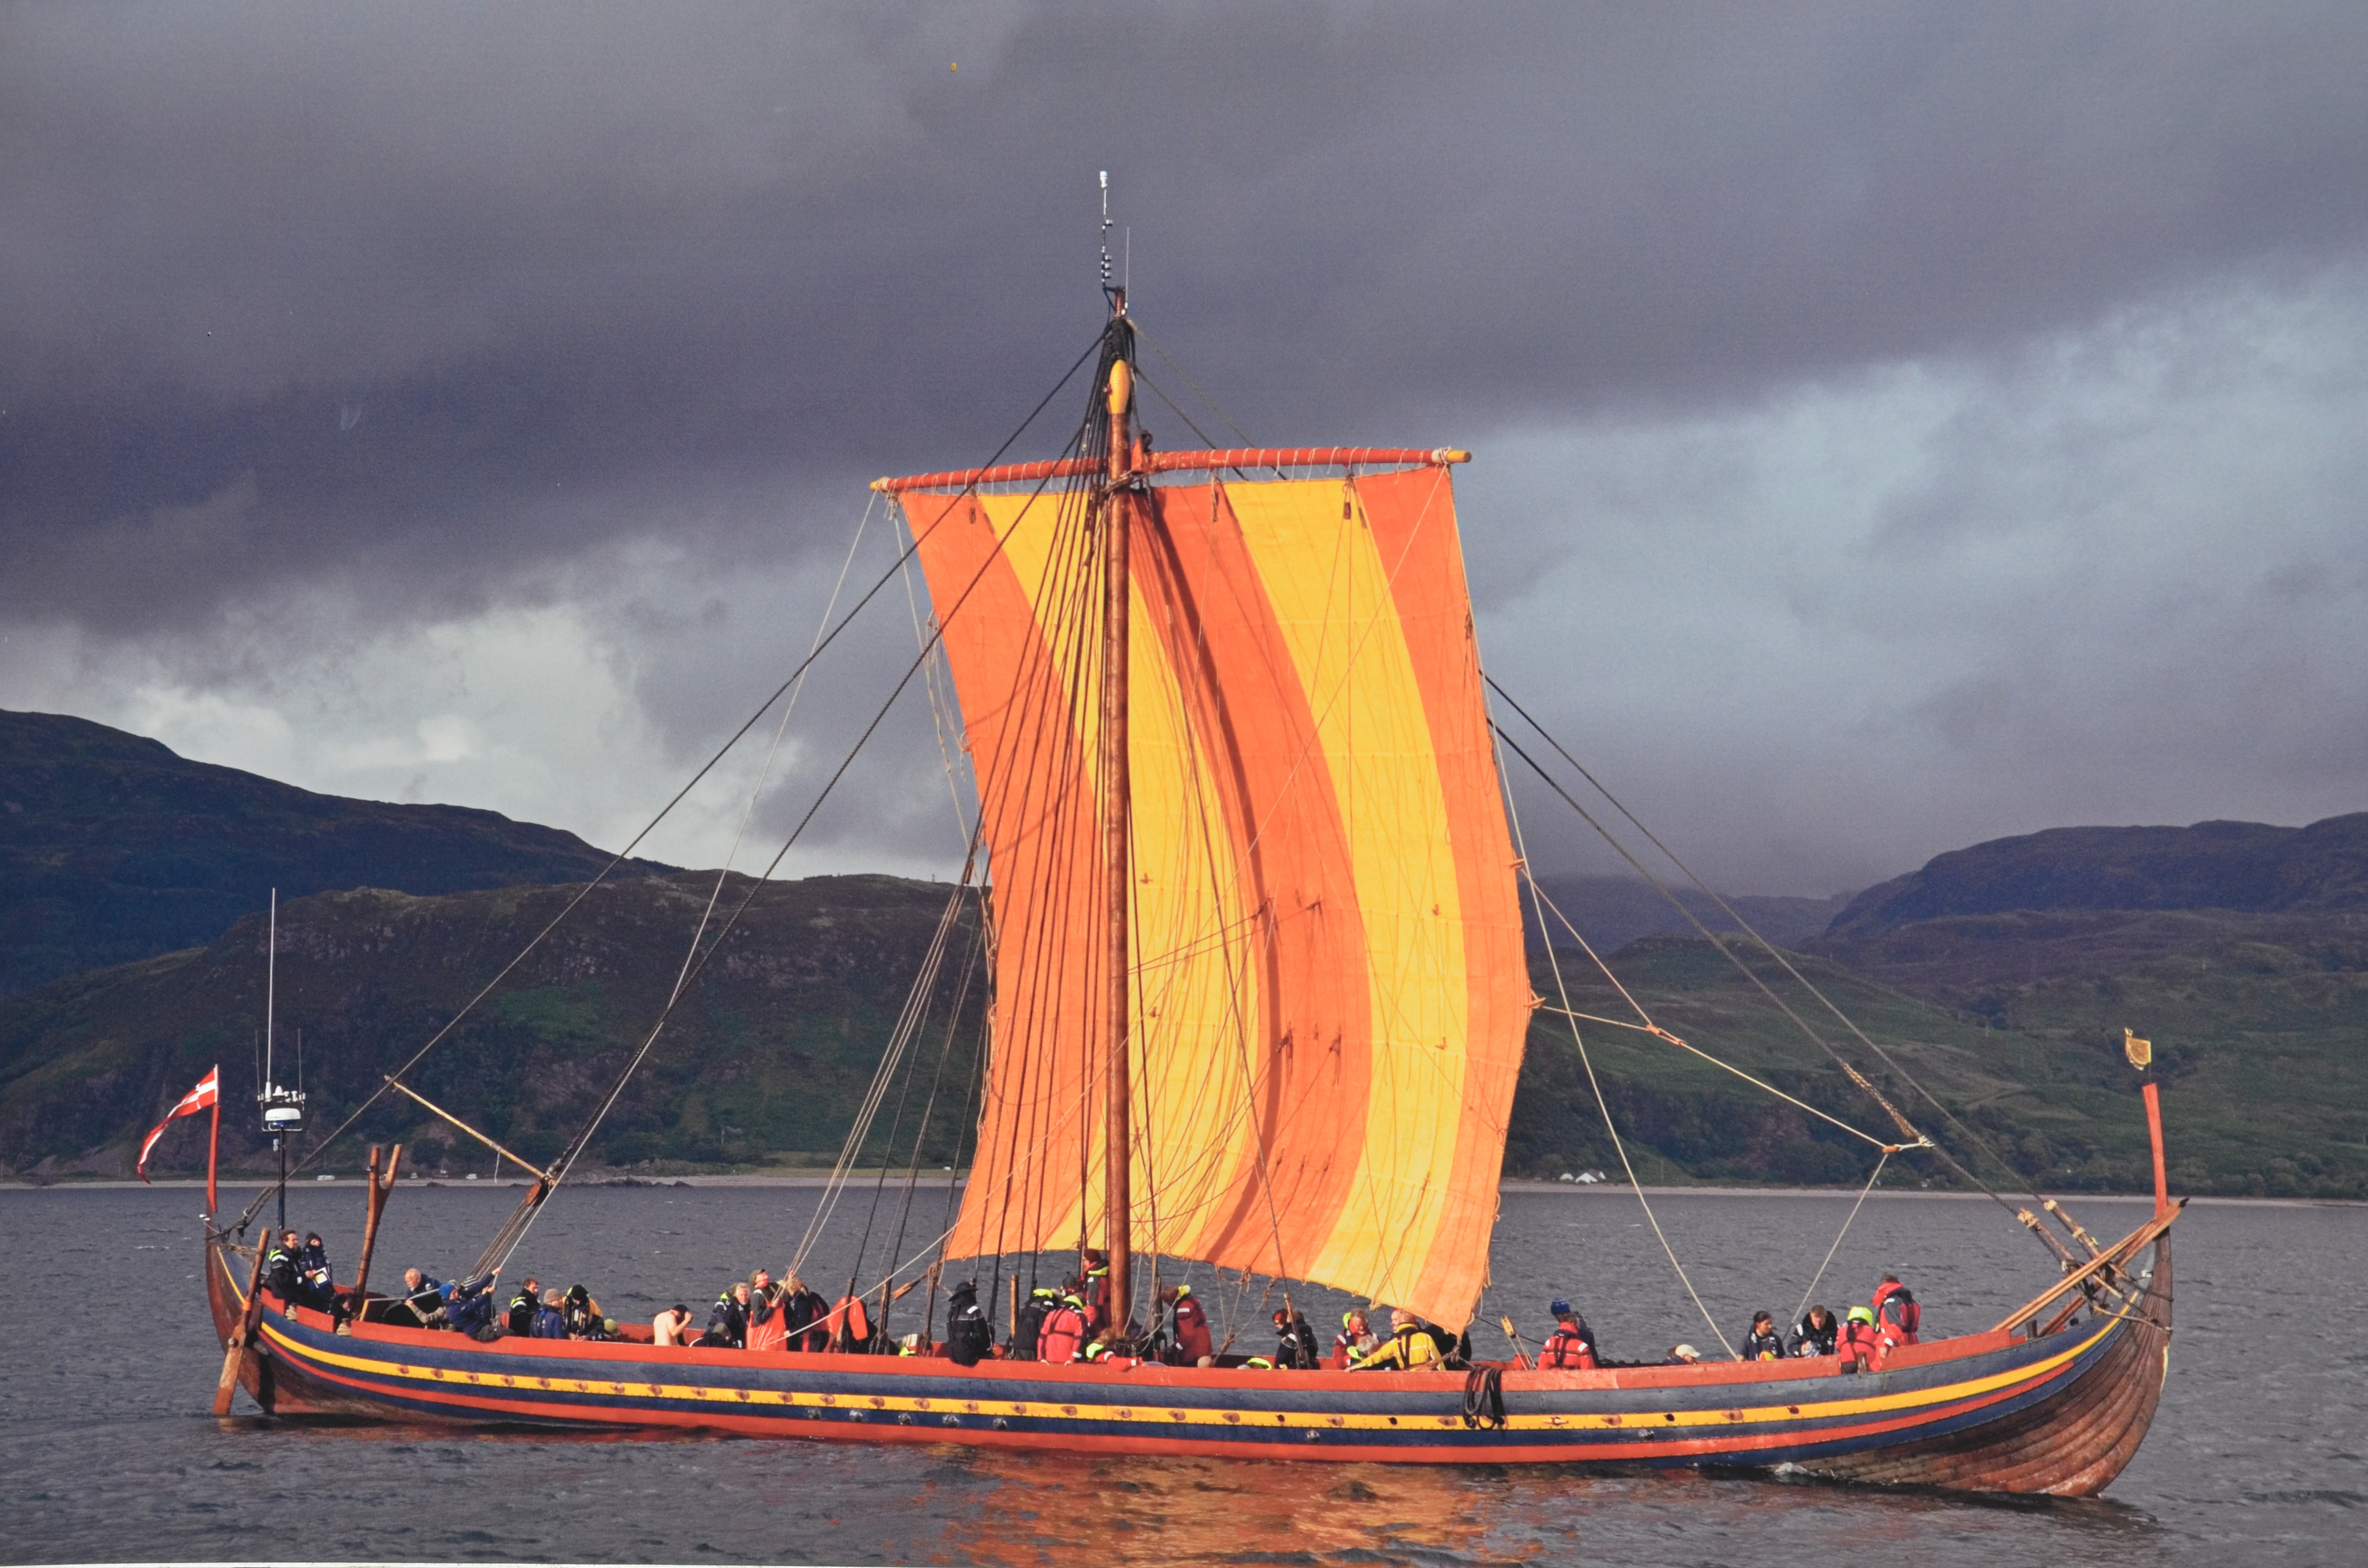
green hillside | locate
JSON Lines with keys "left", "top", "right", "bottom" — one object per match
{"left": 0, "top": 709, "right": 672, "bottom": 997}
{"left": 0, "top": 872, "right": 983, "bottom": 1180}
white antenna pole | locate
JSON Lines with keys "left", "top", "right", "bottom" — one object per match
{"left": 1099, "top": 170, "right": 1114, "bottom": 296}
{"left": 265, "top": 888, "right": 277, "bottom": 1091}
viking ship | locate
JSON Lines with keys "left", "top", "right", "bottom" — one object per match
{"left": 198, "top": 263, "right": 2179, "bottom": 1494}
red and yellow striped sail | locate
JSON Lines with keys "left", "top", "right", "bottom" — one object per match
{"left": 900, "top": 460, "right": 1527, "bottom": 1329}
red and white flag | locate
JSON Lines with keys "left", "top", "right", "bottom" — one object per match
{"left": 137, "top": 1067, "right": 219, "bottom": 1182}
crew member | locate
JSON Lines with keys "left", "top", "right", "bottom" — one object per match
{"left": 397, "top": 1267, "right": 448, "bottom": 1329}
{"left": 1872, "top": 1274, "right": 1921, "bottom": 1348}
{"left": 1665, "top": 1344, "right": 1703, "bottom": 1365}
{"left": 783, "top": 1274, "right": 829, "bottom": 1352}
{"left": 1158, "top": 1284, "right": 1212, "bottom": 1366}
{"left": 945, "top": 1279, "right": 993, "bottom": 1366}
{"left": 1739, "top": 1310, "right": 1785, "bottom": 1361}
{"left": 506, "top": 1276, "right": 543, "bottom": 1336}
{"left": 1539, "top": 1300, "right": 1599, "bottom": 1370}
{"left": 704, "top": 1281, "right": 752, "bottom": 1348}
{"left": 1036, "top": 1292, "right": 1087, "bottom": 1363}
{"left": 1079, "top": 1250, "right": 1111, "bottom": 1335}
{"left": 1332, "top": 1310, "right": 1379, "bottom": 1369}
{"left": 1350, "top": 1309, "right": 1443, "bottom": 1372}
{"left": 747, "top": 1270, "right": 787, "bottom": 1353}
{"left": 443, "top": 1270, "right": 501, "bottom": 1337}
{"left": 295, "top": 1232, "right": 336, "bottom": 1311}
{"left": 1272, "top": 1307, "right": 1320, "bottom": 1369}
{"left": 1013, "top": 1286, "right": 1058, "bottom": 1361}
{"left": 265, "top": 1231, "right": 302, "bottom": 1302}
{"left": 533, "top": 1288, "right": 568, "bottom": 1338}
{"left": 563, "top": 1284, "right": 607, "bottom": 1339}
{"left": 1789, "top": 1304, "right": 1838, "bottom": 1358}
{"left": 653, "top": 1304, "right": 695, "bottom": 1347}
{"left": 1838, "top": 1305, "right": 1883, "bottom": 1370}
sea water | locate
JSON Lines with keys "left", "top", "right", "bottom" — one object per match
{"left": 0, "top": 1183, "right": 2355, "bottom": 1566}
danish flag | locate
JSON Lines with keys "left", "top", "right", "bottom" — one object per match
{"left": 137, "top": 1067, "right": 220, "bottom": 1182}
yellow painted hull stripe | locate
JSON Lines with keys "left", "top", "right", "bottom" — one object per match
{"left": 259, "top": 1320, "right": 2112, "bottom": 1436}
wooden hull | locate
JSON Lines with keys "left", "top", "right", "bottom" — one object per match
{"left": 204, "top": 1231, "right": 2173, "bottom": 1494}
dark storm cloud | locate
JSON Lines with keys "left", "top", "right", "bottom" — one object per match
{"left": 7, "top": 0, "right": 2368, "bottom": 630}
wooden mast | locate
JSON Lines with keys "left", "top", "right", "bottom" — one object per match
{"left": 1101, "top": 294, "right": 1135, "bottom": 1337}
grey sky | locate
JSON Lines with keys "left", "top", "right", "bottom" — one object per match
{"left": 5, "top": 1, "right": 2365, "bottom": 893}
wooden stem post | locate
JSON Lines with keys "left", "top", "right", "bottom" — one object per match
{"left": 2142, "top": 1081, "right": 2169, "bottom": 1220}
{"left": 351, "top": 1143, "right": 401, "bottom": 1315}
{"left": 212, "top": 1235, "right": 273, "bottom": 1416}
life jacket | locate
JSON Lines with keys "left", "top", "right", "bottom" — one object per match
{"left": 506, "top": 1290, "right": 540, "bottom": 1336}
{"left": 1037, "top": 1303, "right": 1086, "bottom": 1363}
{"left": 747, "top": 1288, "right": 788, "bottom": 1353}
{"left": 1541, "top": 1323, "right": 1598, "bottom": 1370}
{"left": 1741, "top": 1328, "right": 1786, "bottom": 1361}
{"left": 1873, "top": 1282, "right": 1921, "bottom": 1346}
{"left": 563, "top": 1289, "right": 604, "bottom": 1338}
{"left": 708, "top": 1292, "right": 750, "bottom": 1348}
{"left": 1171, "top": 1295, "right": 1212, "bottom": 1363}
{"left": 264, "top": 1246, "right": 300, "bottom": 1301}
{"left": 532, "top": 1304, "right": 568, "bottom": 1339}
{"left": 827, "top": 1294, "right": 871, "bottom": 1353}
{"left": 1332, "top": 1331, "right": 1375, "bottom": 1370}
{"left": 1083, "top": 1267, "right": 1110, "bottom": 1333}
{"left": 1838, "top": 1319, "right": 1884, "bottom": 1370}
{"left": 1354, "top": 1325, "right": 1440, "bottom": 1372}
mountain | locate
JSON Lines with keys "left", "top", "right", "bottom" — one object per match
{"left": 0, "top": 871, "right": 980, "bottom": 1180}
{"left": 1530, "top": 875, "right": 1852, "bottom": 954}
{"left": 1824, "top": 812, "right": 2368, "bottom": 940}
{"left": 0, "top": 709, "right": 672, "bottom": 997}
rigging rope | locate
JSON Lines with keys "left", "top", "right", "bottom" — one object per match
{"left": 231, "top": 332, "right": 1110, "bottom": 1239}
{"left": 1791, "top": 1148, "right": 1890, "bottom": 1332}
{"left": 1498, "top": 733, "right": 1737, "bottom": 1360}
{"left": 1487, "top": 676, "right": 2067, "bottom": 1220}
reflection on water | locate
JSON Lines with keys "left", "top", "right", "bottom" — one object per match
{"left": 0, "top": 1185, "right": 2355, "bottom": 1566}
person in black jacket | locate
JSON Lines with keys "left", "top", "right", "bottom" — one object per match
{"left": 1011, "top": 1287, "right": 1058, "bottom": 1361}
{"left": 1788, "top": 1304, "right": 1839, "bottom": 1358}
{"left": 782, "top": 1275, "right": 829, "bottom": 1352}
{"left": 506, "top": 1276, "right": 543, "bottom": 1336}
{"left": 1272, "top": 1308, "right": 1321, "bottom": 1369}
{"left": 945, "top": 1280, "right": 993, "bottom": 1366}
{"left": 1739, "top": 1310, "right": 1785, "bottom": 1361}
{"left": 294, "top": 1233, "right": 336, "bottom": 1311}
{"left": 703, "top": 1282, "right": 752, "bottom": 1348}
{"left": 264, "top": 1231, "right": 302, "bottom": 1302}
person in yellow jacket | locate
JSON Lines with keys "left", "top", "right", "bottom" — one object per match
{"left": 1349, "top": 1309, "right": 1444, "bottom": 1372}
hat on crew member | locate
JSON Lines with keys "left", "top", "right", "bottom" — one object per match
{"left": 1550, "top": 1298, "right": 1573, "bottom": 1318}
{"left": 1847, "top": 1305, "right": 1875, "bottom": 1325}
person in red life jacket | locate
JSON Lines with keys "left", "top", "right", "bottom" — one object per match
{"left": 746, "top": 1270, "right": 787, "bottom": 1353}
{"left": 1159, "top": 1283, "right": 1213, "bottom": 1367}
{"left": 1332, "top": 1309, "right": 1379, "bottom": 1369}
{"left": 826, "top": 1290, "right": 873, "bottom": 1354}
{"left": 1838, "top": 1305, "right": 1883, "bottom": 1370}
{"left": 1036, "top": 1292, "right": 1088, "bottom": 1363}
{"left": 1739, "top": 1310, "right": 1785, "bottom": 1361}
{"left": 1539, "top": 1299, "right": 1599, "bottom": 1369}
{"left": 1872, "top": 1273, "right": 1921, "bottom": 1348}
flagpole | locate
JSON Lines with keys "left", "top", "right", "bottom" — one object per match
{"left": 207, "top": 1067, "right": 221, "bottom": 1217}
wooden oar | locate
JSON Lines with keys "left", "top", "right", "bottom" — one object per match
{"left": 212, "top": 1236, "right": 271, "bottom": 1416}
